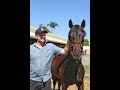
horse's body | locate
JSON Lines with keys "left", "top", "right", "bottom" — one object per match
{"left": 51, "top": 19, "right": 86, "bottom": 90}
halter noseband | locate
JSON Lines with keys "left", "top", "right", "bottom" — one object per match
{"left": 69, "top": 40, "right": 84, "bottom": 63}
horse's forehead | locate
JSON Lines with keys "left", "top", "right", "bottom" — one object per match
{"left": 71, "top": 25, "right": 83, "bottom": 32}
{"left": 70, "top": 28, "right": 83, "bottom": 34}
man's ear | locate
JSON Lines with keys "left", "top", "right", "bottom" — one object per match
{"left": 35, "top": 34, "right": 37, "bottom": 39}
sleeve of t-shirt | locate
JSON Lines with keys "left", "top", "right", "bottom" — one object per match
{"left": 52, "top": 44, "right": 62, "bottom": 55}
{"left": 30, "top": 45, "right": 33, "bottom": 60}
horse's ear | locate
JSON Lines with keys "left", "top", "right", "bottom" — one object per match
{"left": 81, "top": 19, "right": 85, "bottom": 28}
{"left": 69, "top": 19, "right": 73, "bottom": 28}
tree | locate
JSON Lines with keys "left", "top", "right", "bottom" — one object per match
{"left": 47, "top": 21, "right": 59, "bottom": 33}
{"left": 39, "top": 24, "right": 51, "bottom": 33}
{"left": 83, "top": 39, "right": 90, "bottom": 46}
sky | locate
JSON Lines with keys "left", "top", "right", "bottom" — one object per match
{"left": 30, "top": 0, "right": 90, "bottom": 42}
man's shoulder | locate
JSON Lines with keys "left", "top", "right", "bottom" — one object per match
{"left": 30, "top": 43, "right": 34, "bottom": 46}
{"left": 30, "top": 44, "right": 35, "bottom": 48}
{"left": 46, "top": 42, "right": 61, "bottom": 50}
{"left": 45, "top": 42, "right": 56, "bottom": 48}
{"left": 45, "top": 42, "right": 54, "bottom": 46}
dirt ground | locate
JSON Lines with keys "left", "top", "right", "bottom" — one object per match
{"left": 51, "top": 73, "right": 90, "bottom": 90}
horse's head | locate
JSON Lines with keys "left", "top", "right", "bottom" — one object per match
{"left": 68, "top": 19, "right": 86, "bottom": 62}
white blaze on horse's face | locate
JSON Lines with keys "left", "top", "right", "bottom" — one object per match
{"left": 69, "top": 19, "right": 86, "bottom": 61}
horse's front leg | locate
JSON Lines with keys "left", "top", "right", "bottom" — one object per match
{"left": 62, "top": 81, "right": 68, "bottom": 90}
{"left": 51, "top": 74, "right": 57, "bottom": 90}
{"left": 79, "top": 82, "right": 84, "bottom": 90}
{"left": 52, "top": 79, "right": 56, "bottom": 90}
{"left": 76, "top": 64, "right": 84, "bottom": 81}
{"left": 76, "top": 81, "right": 84, "bottom": 90}
{"left": 58, "top": 80, "right": 61, "bottom": 90}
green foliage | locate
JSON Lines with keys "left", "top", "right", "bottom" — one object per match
{"left": 47, "top": 21, "right": 59, "bottom": 33}
{"left": 83, "top": 39, "right": 90, "bottom": 46}
{"left": 83, "top": 65, "right": 90, "bottom": 74}
{"left": 39, "top": 24, "right": 51, "bottom": 33}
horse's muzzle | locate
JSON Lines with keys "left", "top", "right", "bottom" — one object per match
{"left": 71, "top": 51, "right": 82, "bottom": 62}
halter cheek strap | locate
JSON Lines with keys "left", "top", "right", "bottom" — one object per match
{"left": 69, "top": 40, "right": 84, "bottom": 54}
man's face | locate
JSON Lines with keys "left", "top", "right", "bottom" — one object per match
{"left": 35, "top": 33, "right": 46, "bottom": 43}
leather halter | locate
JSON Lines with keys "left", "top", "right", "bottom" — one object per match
{"left": 69, "top": 40, "right": 84, "bottom": 63}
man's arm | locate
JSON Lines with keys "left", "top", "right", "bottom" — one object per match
{"left": 60, "top": 40, "right": 70, "bottom": 55}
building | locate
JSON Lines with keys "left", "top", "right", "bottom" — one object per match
{"left": 83, "top": 46, "right": 90, "bottom": 55}
{"left": 30, "top": 26, "right": 90, "bottom": 54}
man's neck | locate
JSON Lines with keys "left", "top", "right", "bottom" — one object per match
{"left": 35, "top": 42, "right": 44, "bottom": 48}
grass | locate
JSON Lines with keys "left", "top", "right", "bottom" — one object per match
{"left": 83, "top": 65, "right": 90, "bottom": 74}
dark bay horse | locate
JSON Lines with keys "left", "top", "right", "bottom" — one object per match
{"left": 51, "top": 19, "right": 86, "bottom": 90}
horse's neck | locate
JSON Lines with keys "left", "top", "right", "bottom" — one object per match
{"left": 57, "top": 53, "right": 83, "bottom": 72}
{"left": 57, "top": 55, "right": 70, "bottom": 70}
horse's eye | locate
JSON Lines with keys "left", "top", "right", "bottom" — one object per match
{"left": 70, "top": 36, "right": 75, "bottom": 41}
{"left": 72, "top": 36, "right": 75, "bottom": 40}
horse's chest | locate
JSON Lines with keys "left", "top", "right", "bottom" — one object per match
{"left": 60, "top": 61, "right": 78, "bottom": 83}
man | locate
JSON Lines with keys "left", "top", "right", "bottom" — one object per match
{"left": 30, "top": 28, "right": 70, "bottom": 90}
